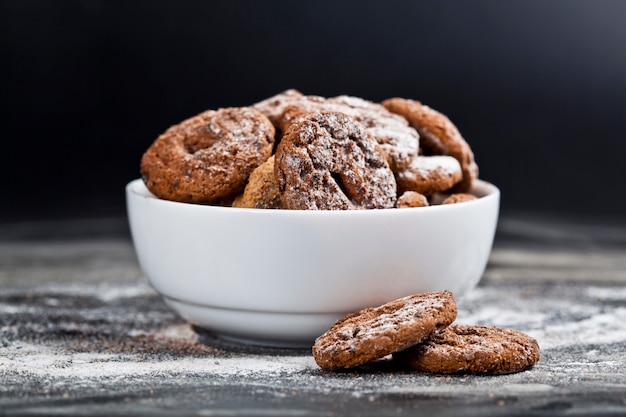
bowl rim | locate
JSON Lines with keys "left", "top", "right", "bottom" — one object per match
{"left": 126, "top": 178, "right": 499, "bottom": 216}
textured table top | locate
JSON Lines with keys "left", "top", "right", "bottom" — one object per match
{"left": 1, "top": 214, "right": 625, "bottom": 416}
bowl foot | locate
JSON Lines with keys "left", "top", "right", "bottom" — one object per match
{"left": 163, "top": 297, "right": 343, "bottom": 348}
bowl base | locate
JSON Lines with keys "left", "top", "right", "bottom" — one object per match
{"left": 213, "top": 333, "right": 313, "bottom": 349}
{"left": 163, "top": 297, "right": 344, "bottom": 348}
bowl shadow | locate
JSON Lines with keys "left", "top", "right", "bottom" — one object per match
{"left": 192, "top": 325, "right": 313, "bottom": 356}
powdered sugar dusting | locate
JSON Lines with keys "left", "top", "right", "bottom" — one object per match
{"left": 353, "top": 294, "right": 447, "bottom": 335}
{"left": 409, "top": 155, "right": 461, "bottom": 176}
{"left": 351, "top": 296, "right": 448, "bottom": 342}
{"left": 458, "top": 285, "right": 626, "bottom": 351}
{"left": 276, "top": 111, "right": 397, "bottom": 210}
{"left": 279, "top": 94, "right": 419, "bottom": 170}
{"left": 528, "top": 308, "right": 626, "bottom": 350}
{"left": 396, "top": 155, "right": 463, "bottom": 194}
{"left": 0, "top": 340, "right": 317, "bottom": 379}
{"left": 313, "top": 292, "right": 456, "bottom": 369}
{"left": 141, "top": 107, "right": 274, "bottom": 203}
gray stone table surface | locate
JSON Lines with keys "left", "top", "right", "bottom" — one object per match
{"left": 1, "top": 214, "right": 626, "bottom": 416}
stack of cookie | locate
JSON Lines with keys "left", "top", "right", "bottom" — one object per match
{"left": 140, "top": 90, "right": 480, "bottom": 210}
{"left": 312, "top": 291, "right": 541, "bottom": 374}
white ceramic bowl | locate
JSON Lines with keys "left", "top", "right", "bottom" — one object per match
{"left": 126, "top": 179, "right": 499, "bottom": 347}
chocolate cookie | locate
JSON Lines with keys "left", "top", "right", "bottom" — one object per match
{"left": 278, "top": 95, "right": 420, "bottom": 171}
{"left": 141, "top": 107, "right": 275, "bottom": 203}
{"left": 232, "top": 155, "right": 282, "bottom": 209}
{"left": 442, "top": 193, "right": 478, "bottom": 205}
{"left": 312, "top": 291, "right": 458, "bottom": 370}
{"left": 394, "top": 325, "right": 540, "bottom": 374}
{"left": 396, "top": 155, "right": 463, "bottom": 195}
{"left": 252, "top": 89, "right": 304, "bottom": 127}
{"left": 382, "top": 98, "right": 478, "bottom": 192}
{"left": 275, "top": 111, "right": 397, "bottom": 210}
{"left": 328, "top": 96, "right": 420, "bottom": 171}
{"left": 397, "top": 191, "right": 429, "bottom": 208}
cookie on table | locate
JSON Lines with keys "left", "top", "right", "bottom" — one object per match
{"left": 312, "top": 290, "right": 458, "bottom": 370}
{"left": 394, "top": 324, "right": 541, "bottom": 375}
{"left": 382, "top": 98, "right": 478, "bottom": 192}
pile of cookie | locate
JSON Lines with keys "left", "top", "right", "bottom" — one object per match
{"left": 140, "top": 90, "right": 480, "bottom": 209}
{"left": 313, "top": 290, "right": 541, "bottom": 374}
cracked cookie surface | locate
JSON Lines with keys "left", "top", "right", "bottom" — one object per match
{"left": 275, "top": 111, "right": 397, "bottom": 210}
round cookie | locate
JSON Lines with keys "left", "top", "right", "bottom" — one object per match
{"left": 312, "top": 291, "right": 458, "bottom": 370}
{"left": 141, "top": 107, "right": 275, "bottom": 204}
{"left": 397, "top": 191, "right": 429, "bottom": 208}
{"left": 396, "top": 155, "right": 463, "bottom": 195}
{"left": 232, "top": 155, "right": 282, "bottom": 209}
{"left": 442, "top": 193, "right": 477, "bottom": 205}
{"left": 275, "top": 111, "right": 397, "bottom": 210}
{"left": 279, "top": 95, "right": 420, "bottom": 171}
{"left": 394, "top": 324, "right": 541, "bottom": 375}
{"left": 382, "top": 98, "right": 478, "bottom": 192}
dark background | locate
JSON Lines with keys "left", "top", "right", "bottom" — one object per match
{"left": 2, "top": 0, "right": 625, "bottom": 223}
